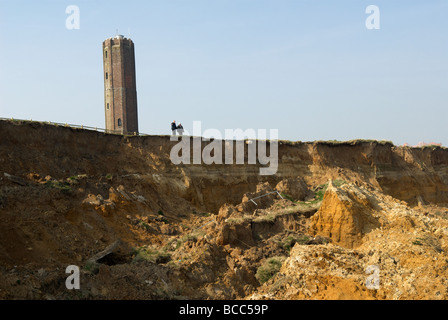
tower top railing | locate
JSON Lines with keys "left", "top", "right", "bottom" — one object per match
{"left": 0, "top": 117, "right": 150, "bottom": 137}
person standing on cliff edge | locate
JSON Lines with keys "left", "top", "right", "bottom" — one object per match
{"left": 177, "top": 123, "right": 184, "bottom": 136}
{"left": 171, "top": 120, "right": 177, "bottom": 135}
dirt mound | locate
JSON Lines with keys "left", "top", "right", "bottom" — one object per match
{"left": 309, "top": 181, "right": 381, "bottom": 248}
{"left": 275, "top": 177, "right": 314, "bottom": 201}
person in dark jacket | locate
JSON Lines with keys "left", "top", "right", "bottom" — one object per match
{"left": 177, "top": 123, "right": 184, "bottom": 136}
{"left": 171, "top": 120, "right": 177, "bottom": 135}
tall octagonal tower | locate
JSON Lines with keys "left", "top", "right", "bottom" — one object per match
{"left": 102, "top": 35, "right": 139, "bottom": 134}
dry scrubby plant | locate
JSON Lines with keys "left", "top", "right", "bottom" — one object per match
{"left": 131, "top": 247, "right": 171, "bottom": 264}
{"left": 255, "top": 256, "right": 286, "bottom": 284}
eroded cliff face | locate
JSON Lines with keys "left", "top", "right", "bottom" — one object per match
{"left": 0, "top": 120, "right": 447, "bottom": 300}
{"left": 2, "top": 120, "right": 447, "bottom": 212}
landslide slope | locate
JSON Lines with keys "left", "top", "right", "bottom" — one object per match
{"left": 250, "top": 181, "right": 448, "bottom": 300}
{"left": 0, "top": 119, "right": 447, "bottom": 300}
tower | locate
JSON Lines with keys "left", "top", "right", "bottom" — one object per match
{"left": 102, "top": 35, "right": 139, "bottom": 134}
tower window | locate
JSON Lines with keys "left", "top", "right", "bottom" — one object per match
{"left": 105, "top": 72, "right": 108, "bottom": 80}
{"left": 118, "top": 118, "right": 122, "bottom": 127}
{"left": 106, "top": 103, "right": 109, "bottom": 110}
{"left": 105, "top": 51, "right": 108, "bottom": 58}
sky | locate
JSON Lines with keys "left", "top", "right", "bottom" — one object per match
{"left": 0, "top": 0, "right": 447, "bottom": 146}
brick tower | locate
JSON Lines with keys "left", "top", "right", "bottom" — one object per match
{"left": 102, "top": 35, "right": 139, "bottom": 134}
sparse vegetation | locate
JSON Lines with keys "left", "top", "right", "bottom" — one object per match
{"left": 296, "top": 179, "right": 346, "bottom": 207}
{"left": 227, "top": 217, "right": 246, "bottom": 224}
{"left": 44, "top": 180, "right": 72, "bottom": 193}
{"left": 280, "top": 236, "right": 297, "bottom": 252}
{"left": 296, "top": 235, "right": 311, "bottom": 245}
{"left": 314, "top": 185, "right": 327, "bottom": 202}
{"left": 181, "top": 234, "right": 198, "bottom": 243}
{"left": 332, "top": 179, "right": 346, "bottom": 188}
{"left": 159, "top": 217, "right": 169, "bottom": 224}
{"left": 412, "top": 235, "right": 444, "bottom": 253}
{"left": 192, "top": 210, "right": 211, "bottom": 217}
{"left": 139, "top": 221, "right": 152, "bottom": 232}
{"left": 164, "top": 229, "right": 206, "bottom": 252}
{"left": 83, "top": 260, "right": 100, "bottom": 274}
{"left": 253, "top": 213, "right": 276, "bottom": 223}
{"left": 280, "top": 193, "right": 295, "bottom": 202}
{"left": 174, "top": 240, "right": 182, "bottom": 250}
{"left": 279, "top": 235, "right": 312, "bottom": 252}
{"left": 256, "top": 256, "right": 286, "bottom": 284}
{"left": 132, "top": 246, "right": 171, "bottom": 264}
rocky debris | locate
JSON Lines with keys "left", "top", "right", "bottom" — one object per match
{"left": 251, "top": 228, "right": 448, "bottom": 300}
{"left": 249, "top": 244, "right": 375, "bottom": 300}
{"left": 2, "top": 168, "right": 448, "bottom": 300}
{"left": 250, "top": 184, "right": 448, "bottom": 300}
{"left": 214, "top": 180, "right": 317, "bottom": 248}
{"left": 240, "top": 182, "right": 279, "bottom": 213}
{"left": 82, "top": 185, "right": 150, "bottom": 216}
{"left": 1, "top": 120, "right": 448, "bottom": 300}
{"left": 82, "top": 193, "right": 116, "bottom": 216}
{"left": 216, "top": 219, "right": 254, "bottom": 247}
{"left": 275, "top": 177, "right": 314, "bottom": 201}
{"left": 216, "top": 203, "right": 239, "bottom": 223}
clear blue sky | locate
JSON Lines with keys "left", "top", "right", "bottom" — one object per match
{"left": 0, "top": 0, "right": 447, "bottom": 146}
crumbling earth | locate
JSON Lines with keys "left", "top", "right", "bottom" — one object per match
{"left": 0, "top": 120, "right": 447, "bottom": 300}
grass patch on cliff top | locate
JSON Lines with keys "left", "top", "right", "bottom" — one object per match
{"left": 313, "top": 139, "right": 394, "bottom": 146}
{"left": 278, "top": 139, "right": 394, "bottom": 147}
